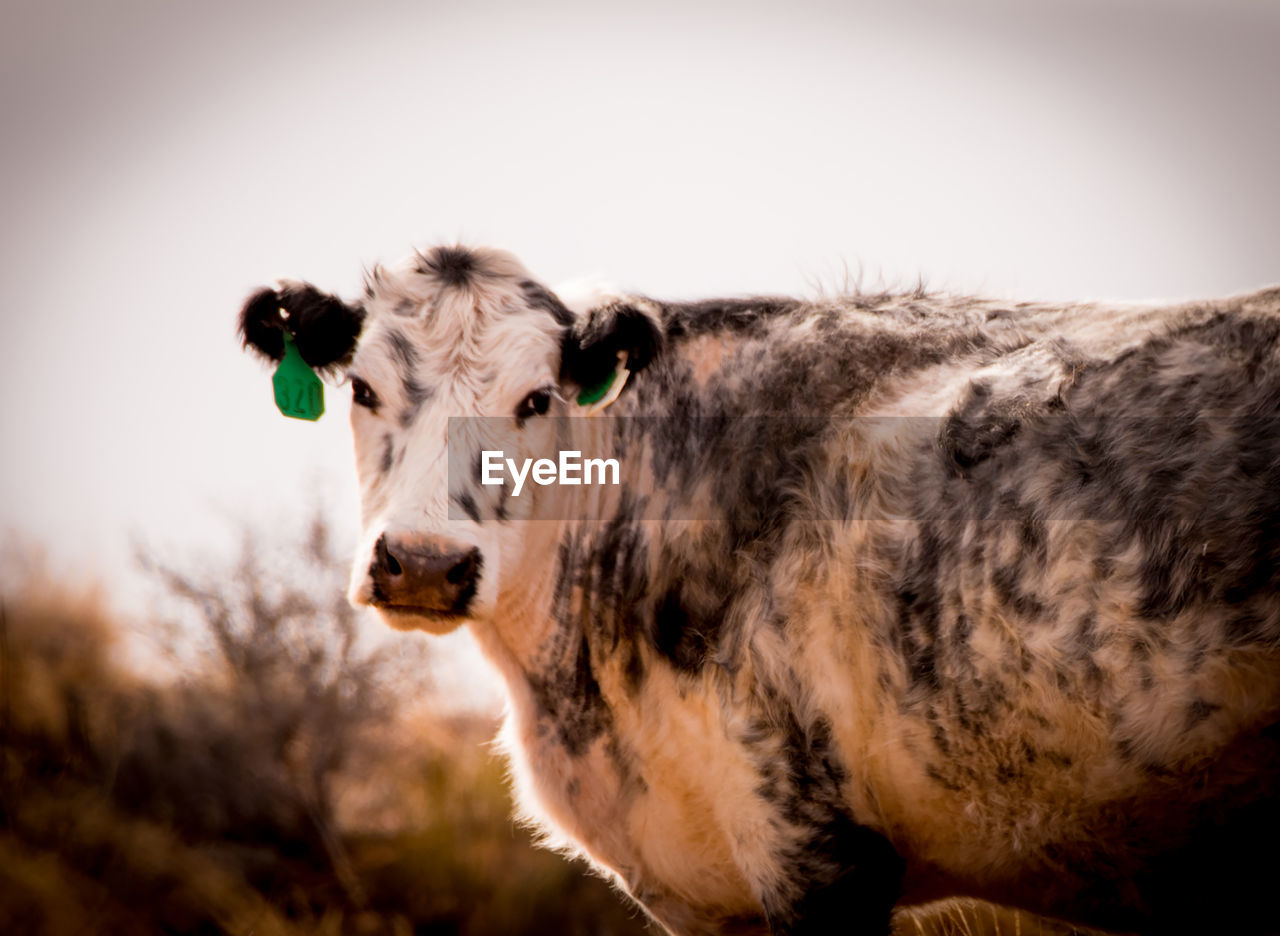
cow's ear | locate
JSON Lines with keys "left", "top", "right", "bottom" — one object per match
{"left": 238, "top": 280, "right": 365, "bottom": 371}
{"left": 559, "top": 299, "right": 664, "bottom": 412}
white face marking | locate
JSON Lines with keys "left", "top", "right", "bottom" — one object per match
{"left": 343, "top": 248, "right": 571, "bottom": 633}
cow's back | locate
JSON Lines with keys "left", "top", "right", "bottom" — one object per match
{"left": 835, "top": 288, "right": 1280, "bottom": 931}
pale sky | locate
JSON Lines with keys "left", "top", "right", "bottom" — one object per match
{"left": 3, "top": 0, "right": 1278, "bottom": 619}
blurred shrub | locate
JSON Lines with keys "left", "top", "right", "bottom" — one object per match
{"left": 0, "top": 517, "right": 647, "bottom": 935}
{"left": 125, "top": 515, "right": 397, "bottom": 901}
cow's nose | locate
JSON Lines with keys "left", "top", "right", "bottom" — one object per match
{"left": 370, "top": 533, "right": 482, "bottom": 614}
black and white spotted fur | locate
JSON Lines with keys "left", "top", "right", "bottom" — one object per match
{"left": 240, "top": 245, "right": 1280, "bottom": 935}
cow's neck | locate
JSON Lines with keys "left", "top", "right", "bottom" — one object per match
{"left": 473, "top": 519, "right": 571, "bottom": 686}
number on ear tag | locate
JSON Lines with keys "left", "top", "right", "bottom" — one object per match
{"left": 273, "top": 334, "right": 325, "bottom": 421}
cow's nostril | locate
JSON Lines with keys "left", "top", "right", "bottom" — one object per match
{"left": 445, "top": 548, "right": 479, "bottom": 586}
{"left": 375, "top": 534, "right": 403, "bottom": 576}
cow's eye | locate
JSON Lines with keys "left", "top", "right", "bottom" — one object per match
{"left": 350, "top": 377, "right": 380, "bottom": 410}
{"left": 515, "top": 388, "right": 553, "bottom": 423}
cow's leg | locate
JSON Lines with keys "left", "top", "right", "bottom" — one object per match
{"left": 762, "top": 815, "right": 904, "bottom": 936}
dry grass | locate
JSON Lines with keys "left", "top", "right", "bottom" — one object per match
{"left": 0, "top": 523, "right": 645, "bottom": 935}
{"left": 894, "top": 899, "right": 1123, "bottom": 936}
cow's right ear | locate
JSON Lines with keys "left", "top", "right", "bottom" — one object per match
{"left": 559, "top": 299, "right": 664, "bottom": 412}
{"left": 238, "top": 280, "right": 365, "bottom": 372}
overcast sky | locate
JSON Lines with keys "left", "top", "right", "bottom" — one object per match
{"left": 3, "top": 0, "right": 1278, "bottom": 621}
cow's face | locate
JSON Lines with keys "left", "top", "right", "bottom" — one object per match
{"left": 344, "top": 248, "right": 576, "bottom": 634}
{"left": 240, "top": 245, "right": 662, "bottom": 636}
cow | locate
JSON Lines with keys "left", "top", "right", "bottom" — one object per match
{"left": 239, "top": 245, "right": 1280, "bottom": 936}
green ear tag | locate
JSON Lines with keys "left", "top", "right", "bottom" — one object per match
{"left": 577, "top": 372, "right": 615, "bottom": 407}
{"left": 272, "top": 333, "right": 324, "bottom": 421}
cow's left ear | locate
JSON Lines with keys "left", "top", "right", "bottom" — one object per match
{"left": 238, "top": 280, "right": 365, "bottom": 372}
{"left": 559, "top": 299, "right": 664, "bottom": 413}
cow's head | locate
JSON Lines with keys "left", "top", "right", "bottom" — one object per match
{"left": 239, "top": 246, "right": 662, "bottom": 635}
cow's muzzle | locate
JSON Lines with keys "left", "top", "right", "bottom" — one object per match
{"left": 367, "top": 533, "right": 482, "bottom": 617}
